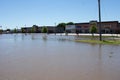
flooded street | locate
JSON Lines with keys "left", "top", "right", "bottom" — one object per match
{"left": 0, "top": 34, "right": 120, "bottom": 80}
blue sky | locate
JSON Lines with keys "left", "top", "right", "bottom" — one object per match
{"left": 0, "top": 0, "right": 120, "bottom": 29}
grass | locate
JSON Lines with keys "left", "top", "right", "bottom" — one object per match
{"left": 74, "top": 35, "right": 120, "bottom": 45}
{"left": 76, "top": 35, "right": 120, "bottom": 39}
{"left": 75, "top": 40, "right": 120, "bottom": 45}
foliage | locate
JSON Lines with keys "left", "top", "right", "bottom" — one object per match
{"left": 14, "top": 28, "right": 17, "bottom": 33}
{"left": 21, "top": 28, "right": 25, "bottom": 33}
{"left": 90, "top": 23, "right": 97, "bottom": 37}
{"left": 66, "top": 22, "right": 74, "bottom": 25}
{"left": 32, "top": 25, "right": 38, "bottom": 28}
{"left": 31, "top": 25, "right": 39, "bottom": 33}
{"left": 57, "top": 22, "right": 74, "bottom": 31}
{"left": 6, "top": 29, "right": 11, "bottom": 31}
{"left": 0, "top": 29, "right": 3, "bottom": 33}
{"left": 57, "top": 23, "right": 66, "bottom": 30}
{"left": 42, "top": 27, "right": 48, "bottom": 33}
{"left": 31, "top": 27, "right": 35, "bottom": 33}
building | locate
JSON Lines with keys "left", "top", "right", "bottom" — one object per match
{"left": 98, "top": 21, "right": 120, "bottom": 34}
{"left": 21, "top": 26, "right": 64, "bottom": 33}
{"left": 66, "top": 21, "right": 120, "bottom": 34}
{"left": 65, "top": 25, "right": 76, "bottom": 33}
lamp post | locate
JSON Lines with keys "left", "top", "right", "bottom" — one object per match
{"left": 98, "top": 0, "right": 102, "bottom": 41}
{"left": 0, "top": 26, "right": 2, "bottom": 34}
{"left": 54, "top": 23, "right": 56, "bottom": 35}
{"left": 16, "top": 26, "right": 18, "bottom": 33}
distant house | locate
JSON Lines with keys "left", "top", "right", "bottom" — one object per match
{"left": 65, "top": 21, "right": 120, "bottom": 34}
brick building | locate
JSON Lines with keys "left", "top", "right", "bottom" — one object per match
{"left": 66, "top": 21, "right": 120, "bottom": 34}
{"left": 21, "top": 26, "right": 64, "bottom": 33}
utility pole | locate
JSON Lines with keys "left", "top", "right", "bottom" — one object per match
{"left": 98, "top": 0, "right": 102, "bottom": 41}
{"left": 54, "top": 23, "right": 56, "bottom": 35}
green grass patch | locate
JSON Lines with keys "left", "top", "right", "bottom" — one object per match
{"left": 75, "top": 40, "right": 120, "bottom": 45}
{"left": 77, "top": 35, "right": 119, "bottom": 38}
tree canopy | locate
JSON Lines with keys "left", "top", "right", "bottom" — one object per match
{"left": 66, "top": 22, "right": 74, "bottom": 25}
{"left": 90, "top": 23, "right": 97, "bottom": 37}
{"left": 57, "top": 23, "right": 66, "bottom": 30}
{"left": 14, "top": 28, "right": 17, "bottom": 33}
{"left": 32, "top": 25, "right": 38, "bottom": 27}
{"left": 31, "top": 27, "right": 35, "bottom": 33}
{"left": 41, "top": 27, "right": 48, "bottom": 33}
{"left": 0, "top": 29, "right": 3, "bottom": 33}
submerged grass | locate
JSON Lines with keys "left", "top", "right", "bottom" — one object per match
{"left": 74, "top": 35, "right": 120, "bottom": 45}
{"left": 75, "top": 40, "right": 120, "bottom": 45}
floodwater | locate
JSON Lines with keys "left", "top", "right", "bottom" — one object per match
{"left": 0, "top": 34, "right": 120, "bottom": 80}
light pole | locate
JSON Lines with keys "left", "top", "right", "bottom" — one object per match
{"left": 0, "top": 26, "right": 2, "bottom": 34}
{"left": 54, "top": 23, "right": 56, "bottom": 35}
{"left": 16, "top": 26, "right": 18, "bottom": 33}
{"left": 98, "top": 0, "right": 102, "bottom": 41}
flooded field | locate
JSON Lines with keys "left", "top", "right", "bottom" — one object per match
{"left": 0, "top": 34, "right": 120, "bottom": 80}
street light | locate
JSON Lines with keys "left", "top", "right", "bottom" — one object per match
{"left": 98, "top": 0, "right": 102, "bottom": 41}
{"left": 54, "top": 23, "right": 56, "bottom": 35}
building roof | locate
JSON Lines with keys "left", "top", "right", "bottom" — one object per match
{"left": 98, "top": 21, "right": 119, "bottom": 23}
{"left": 75, "top": 22, "right": 89, "bottom": 25}
{"left": 75, "top": 21, "right": 119, "bottom": 25}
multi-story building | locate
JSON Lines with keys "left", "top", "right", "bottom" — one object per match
{"left": 66, "top": 21, "right": 120, "bottom": 34}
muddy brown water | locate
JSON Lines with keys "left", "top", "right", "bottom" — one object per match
{"left": 0, "top": 34, "right": 120, "bottom": 80}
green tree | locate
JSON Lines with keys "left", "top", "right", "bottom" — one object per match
{"left": 31, "top": 25, "right": 38, "bottom": 33}
{"left": 66, "top": 22, "right": 74, "bottom": 25}
{"left": 21, "top": 28, "right": 25, "bottom": 33}
{"left": 14, "top": 28, "right": 17, "bottom": 33}
{"left": 57, "top": 23, "right": 66, "bottom": 31}
{"left": 90, "top": 23, "right": 97, "bottom": 37}
{"left": 42, "top": 27, "right": 48, "bottom": 33}
{"left": 32, "top": 25, "right": 38, "bottom": 27}
{"left": 31, "top": 27, "right": 35, "bottom": 33}
{"left": 0, "top": 29, "right": 3, "bottom": 34}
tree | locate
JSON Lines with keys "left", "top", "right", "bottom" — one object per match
{"left": 21, "top": 28, "right": 25, "bottom": 33}
{"left": 31, "top": 27, "right": 35, "bottom": 33}
{"left": 57, "top": 23, "right": 66, "bottom": 31}
{"left": 66, "top": 22, "right": 74, "bottom": 25}
{"left": 6, "top": 29, "right": 11, "bottom": 33}
{"left": 32, "top": 25, "right": 38, "bottom": 27}
{"left": 6, "top": 29, "right": 11, "bottom": 31}
{"left": 42, "top": 27, "right": 48, "bottom": 33}
{"left": 14, "top": 28, "right": 17, "bottom": 33}
{"left": 31, "top": 25, "right": 39, "bottom": 33}
{"left": 0, "top": 29, "right": 3, "bottom": 34}
{"left": 90, "top": 23, "right": 97, "bottom": 37}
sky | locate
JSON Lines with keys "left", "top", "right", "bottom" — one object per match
{"left": 0, "top": 0, "right": 120, "bottom": 29}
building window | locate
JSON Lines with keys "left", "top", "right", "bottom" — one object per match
{"left": 76, "top": 26, "right": 81, "bottom": 28}
{"left": 84, "top": 26, "right": 89, "bottom": 28}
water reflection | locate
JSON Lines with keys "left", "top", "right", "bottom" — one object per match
{"left": 98, "top": 44, "right": 102, "bottom": 80}
{"left": 42, "top": 34, "right": 47, "bottom": 41}
{"left": 31, "top": 34, "right": 35, "bottom": 40}
{"left": 14, "top": 34, "right": 17, "bottom": 41}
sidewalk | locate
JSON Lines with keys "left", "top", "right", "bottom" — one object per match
{"left": 51, "top": 33, "right": 120, "bottom": 37}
